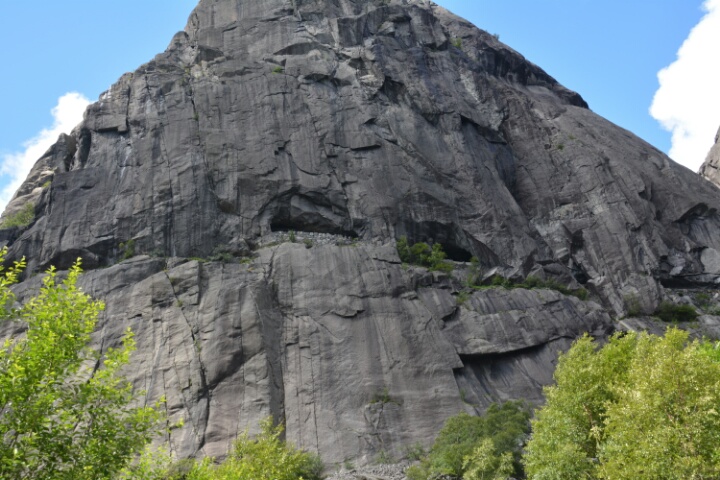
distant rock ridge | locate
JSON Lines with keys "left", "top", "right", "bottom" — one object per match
{"left": 700, "top": 125, "right": 720, "bottom": 186}
{"left": 3, "top": 0, "right": 720, "bottom": 467}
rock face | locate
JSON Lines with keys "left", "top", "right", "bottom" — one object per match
{"left": 0, "top": 243, "right": 612, "bottom": 466}
{"left": 700, "top": 125, "right": 720, "bottom": 186}
{"left": 3, "top": 0, "right": 720, "bottom": 467}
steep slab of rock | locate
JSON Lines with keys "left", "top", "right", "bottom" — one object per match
{"left": 3, "top": 0, "right": 720, "bottom": 315}
{"left": 700, "top": 125, "right": 720, "bottom": 186}
{"left": 0, "top": 242, "right": 613, "bottom": 465}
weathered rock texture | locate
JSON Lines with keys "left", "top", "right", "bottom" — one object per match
{"left": 700, "top": 125, "right": 720, "bottom": 186}
{"left": 3, "top": 0, "right": 720, "bottom": 467}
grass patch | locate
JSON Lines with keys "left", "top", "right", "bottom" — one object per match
{"left": 0, "top": 202, "right": 35, "bottom": 229}
{"left": 519, "top": 276, "right": 588, "bottom": 300}
{"left": 456, "top": 290, "right": 471, "bottom": 306}
{"left": 369, "top": 387, "right": 401, "bottom": 406}
{"left": 376, "top": 450, "right": 394, "bottom": 465}
{"left": 467, "top": 274, "right": 588, "bottom": 300}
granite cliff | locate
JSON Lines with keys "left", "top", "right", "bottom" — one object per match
{"left": 700, "top": 125, "right": 720, "bottom": 186}
{"left": 3, "top": 0, "right": 720, "bottom": 468}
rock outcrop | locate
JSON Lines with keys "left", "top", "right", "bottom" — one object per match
{"left": 700, "top": 125, "right": 720, "bottom": 186}
{"left": 2, "top": 0, "right": 720, "bottom": 467}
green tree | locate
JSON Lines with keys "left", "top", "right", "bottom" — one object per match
{"left": 180, "top": 417, "right": 323, "bottom": 480}
{"left": 0, "top": 250, "right": 163, "bottom": 480}
{"left": 396, "top": 236, "right": 453, "bottom": 272}
{"left": 524, "top": 328, "right": 720, "bottom": 480}
{"left": 462, "top": 439, "right": 514, "bottom": 480}
{"left": 407, "top": 401, "right": 530, "bottom": 480}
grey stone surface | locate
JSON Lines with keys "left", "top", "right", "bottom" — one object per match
{"left": 326, "top": 461, "right": 411, "bottom": 480}
{"left": 2, "top": 0, "right": 720, "bottom": 315}
{"left": 0, "top": 243, "right": 613, "bottom": 466}
{"left": 3, "top": 0, "right": 720, "bottom": 467}
{"left": 701, "top": 247, "right": 720, "bottom": 274}
{"left": 700, "top": 126, "right": 720, "bottom": 186}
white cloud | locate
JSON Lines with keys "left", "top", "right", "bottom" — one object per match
{"left": 0, "top": 92, "right": 90, "bottom": 213}
{"left": 650, "top": 0, "right": 720, "bottom": 171}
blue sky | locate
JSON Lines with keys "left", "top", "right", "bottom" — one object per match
{"left": 1, "top": 0, "right": 718, "bottom": 210}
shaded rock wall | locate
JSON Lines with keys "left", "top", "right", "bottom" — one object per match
{"left": 700, "top": 125, "right": 720, "bottom": 186}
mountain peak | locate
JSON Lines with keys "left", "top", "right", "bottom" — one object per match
{"left": 2, "top": 0, "right": 720, "bottom": 467}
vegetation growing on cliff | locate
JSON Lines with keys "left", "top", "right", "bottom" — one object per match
{"left": 397, "top": 236, "right": 454, "bottom": 273}
{"left": 0, "top": 202, "right": 35, "bottom": 229}
{"left": 653, "top": 300, "right": 699, "bottom": 322}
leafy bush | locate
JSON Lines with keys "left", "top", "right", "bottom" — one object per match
{"left": 396, "top": 236, "right": 453, "bottom": 273}
{"left": 208, "top": 251, "right": 234, "bottom": 263}
{"left": 464, "top": 256, "right": 484, "bottom": 287}
{"left": 403, "top": 443, "right": 426, "bottom": 462}
{"left": 369, "top": 387, "right": 401, "bottom": 406}
{"left": 456, "top": 290, "right": 470, "bottom": 306}
{"left": 120, "top": 238, "right": 136, "bottom": 260}
{"left": 524, "top": 328, "right": 720, "bottom": 479}
{"left": 0, "top": 202, "right": 35, "bottom": 229}
{"left": 654, "top": 301, "right": 699, "bottom": 323}
{"left": 624, "top": 294, "right": 643, "bottom": 316}
{"left": 407, "top": 401, "right": 530, "bottom": 480}
{"left": 183, "top": 417, "right": 323, "bottom": 480}
{"left": 488, "top": 275, "right": 513, "bottom": 288}
{"left": 375, "top": 450, "right": 394, "bottom": 465}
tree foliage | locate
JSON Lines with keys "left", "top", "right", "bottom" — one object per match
{"left": 462, "top": 439, "right": 515, "bottom": 480}
{"left": 397, "top": 236, "right": 453, "bottom": 273}
{"left": 524, "top": 328, "right": 720, "bottom": 480}
{"left": 125, "top": 417, "right": 324, "bottom": 480}
{"left": 189, "top": 417, "right": 323, "bottom": 480}
{"left": 407, "top": 401, "right": 530, "bottom": 480}
{"left": 0, "top": 250, "right": 163, "bottom": 479}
